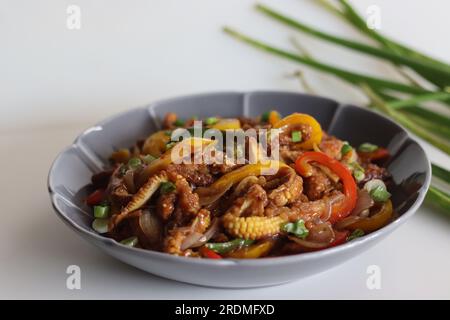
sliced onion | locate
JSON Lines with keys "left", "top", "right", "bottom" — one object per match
{"left": 334, "top": 215, "right": 361, "bottom": 230}
{"left": 307, "top": 223, "right": 335, "bottom": 243}
{"left": 139, "top": 212, "right": 161, "bottom": 243}
{"left": 180, "top": 232, "right": 205, "bottom": 251}
{"left": 320, "top": 198, "right": 332, "bottom": 221}
{"left": 287, "top": 235, "right": 330, "bottom": 250}
{"left": 181, "top": 218, "right": 220, "bottom": 250}
{"left": 350, "top": 189, "right": 374, "bottom": 216}
{"left": 123, "top": 170, "right": 136, "bottom": 194}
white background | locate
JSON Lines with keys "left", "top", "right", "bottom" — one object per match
{"left": 1, "top": 0, "right": 449, "bottom": 299}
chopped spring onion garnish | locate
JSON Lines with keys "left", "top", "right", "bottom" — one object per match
{"left": 364, "top": 179, "right": 386, "bottom": 193}
{"left": 282, "top": 219, "right": 309, "bottom": 239}
{"left": 92, "top": 218, "right": 109, "bottom": 234}
{"left": 370, "top": 185, "right": 391, "bottom": 202}
{"left": 341, "top": 143, "right": 352, "bottom": 156}
{"left": 127, "top": 157, "right": 142, "bottom": 169}
{"left": 94, "top": 205, "right": 110, "bottom": 218}
{"left": 174, "top": 119, "right": 185, "bottom": 127}
{"left": 347, "top": 229, "right": 365, "bottom": 241}
{"left": 205, "top": 239, "right": 254, "bottom": 254}
{"left": 164, "top": 130, "right": 172, "bottom": 136}
{"left": 291, "top": 131, "right": 302, "bottom": 143}
{"left": 358, "top": 143, "right": 379, "bottom": 152}
{"left": 261, "top": 111, "right": 270, "bottom": 122}
{"left": 142, "top": 154, "right": 156, "bottom": 164}
{"left": 205, "top": 117, "right": 219, "bottom": 125}
{"left": 364, "top": 179, "right": 391, "bottom": 202}
{"left": 160, "top": 181, "right": 176, "bottom": 194}
{"left": 353, "top": 169, "right": 365, "bottom": 182}
{"left": 120, "top": 236, "right": 139, "bottom": 247}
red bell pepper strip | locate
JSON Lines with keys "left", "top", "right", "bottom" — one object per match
{"left": 86, "top": 189, "right": 104, "bottom": 206}
{"left": 358, "top": 147, "right": 389, "bottom": 161}
{"left": 199, "top": 246, "right": 222, "bottom": 259}
{"left": 295, "top": 152, "right": 357, "bottom": 224}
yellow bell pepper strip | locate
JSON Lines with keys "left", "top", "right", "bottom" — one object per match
{"left": 142, "top": 130, "right": 171, "bottom": 158}
{"left": 295, "top": 152, "right": 357, "bottom": 224}
{"left": 210, "top": 118, "right": 241, "bottom": 130}
{"left": 273, "top": 113, "right": 323, "bottom": 149}
{"left": 345, "top": 200, "right": 393, "bottom": 233}
{"left": 226, "top": 239, "right": 275, "bottom": 258}
{"left": 138, "top": 138, "right": 216, "bottom": 187}
{"left": 110, "top": 148, "right": 131, "bottom": 164}
{"left": 196, "top": 161, "right": 288, "bottom": 205}
{"left": 268, "top": 111, "right": 281, "bottom": 125}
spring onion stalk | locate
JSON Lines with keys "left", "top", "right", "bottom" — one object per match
{"left": 361, "top": 84, "right": 450, "bottom": 155}
{"left": 432, "top": 164, "right": 450, "bottom": 184}
{"left": 369, "top": 89, "right": 450, "bottom": 133}
{"left": 313, "top": 0, "right": 450, "bottom": 89}
{"left": 401, "top": 106, "right": 450, "bottom": 129}
{"left": 387, "top": 92, "right": 450, "bottom": 109}
{"left": 255, "top": 4, "right": 450, "bottom": 87}
{"left": 401, "top": 112, "right": 450, "bottom": 140}
{"left": 426, "top": 186, "right": 450, "bottom": 214}
{"left": 330, "top": 0, "right": 450, "bottom": 70}
{"left": 223, "top": 27, "right": 429, "bottom": 95}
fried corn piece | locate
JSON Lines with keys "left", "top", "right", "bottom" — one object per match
{"left": 222, "top": 214, "right": 285, "bottom": 240}
{"left": 267, "top": 167, "right": 303, "bottom": 207}
{"left": 109, "top": 171, "right": 168, "bottom": 229}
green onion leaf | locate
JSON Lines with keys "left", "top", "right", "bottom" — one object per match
{"left": 174, "top": 119, "right": 185, "bottom": 127}
{"left": 282, "top": 219, "right": 309, "bottom": 239}
{"left": 261, "top": 111, "right": 270, "bottom": 122}
{"left": 94, "top": 205, "right": 110, "bottom": 218}
{"left": 291, "top": 131, "right": 302, "bottom": 142}
{"left": 92, "top": 218, "right": 109, "bottom": 234}
{"left": 127, "top": 157, "right": 142, "bottom": 169}
{"left": 358, "top": 143, "right": 378, "bottom": 152}
{"left": 205, "top": 239, "right": 254, "bottom": 254}
{"left": 347, "top": 229, "right": 365, "bottom": 241}
{"left": 160, "top": 181, "right": 176, "bottom": 194}
{"left": 341, "top": 143, "right": 352, "bottom": 156}
{"left": 120, "top": 236, "right": 138, "bottom": 247}
{"left": 205, "top": 117, "right": 219, "bottom": 125}
{"left": 142, "top": 154, "right": 156, "bottom": 164}
{"left": 353, "top": 169, "right": 365, "bottom": 182}
{"left": 369, "top": 185, "right": 391, "bottom": 202}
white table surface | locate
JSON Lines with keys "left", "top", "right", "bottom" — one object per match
{"left": 1, "top": 0, "right": 449, "bottom": 299}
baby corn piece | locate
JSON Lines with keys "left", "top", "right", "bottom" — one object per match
{"left": 223, "top": 214, "right": 285, "bottom": 240}
{"left": 110, "top": 171, "right": 168, "bottom": 229}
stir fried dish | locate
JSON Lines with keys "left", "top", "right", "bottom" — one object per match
{"left": 86, "top": 111, "right": 393, "bottom": 259}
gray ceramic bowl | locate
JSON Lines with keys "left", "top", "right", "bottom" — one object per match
{"left": 48, "top": 91, "right": 430, "bottom": 288}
